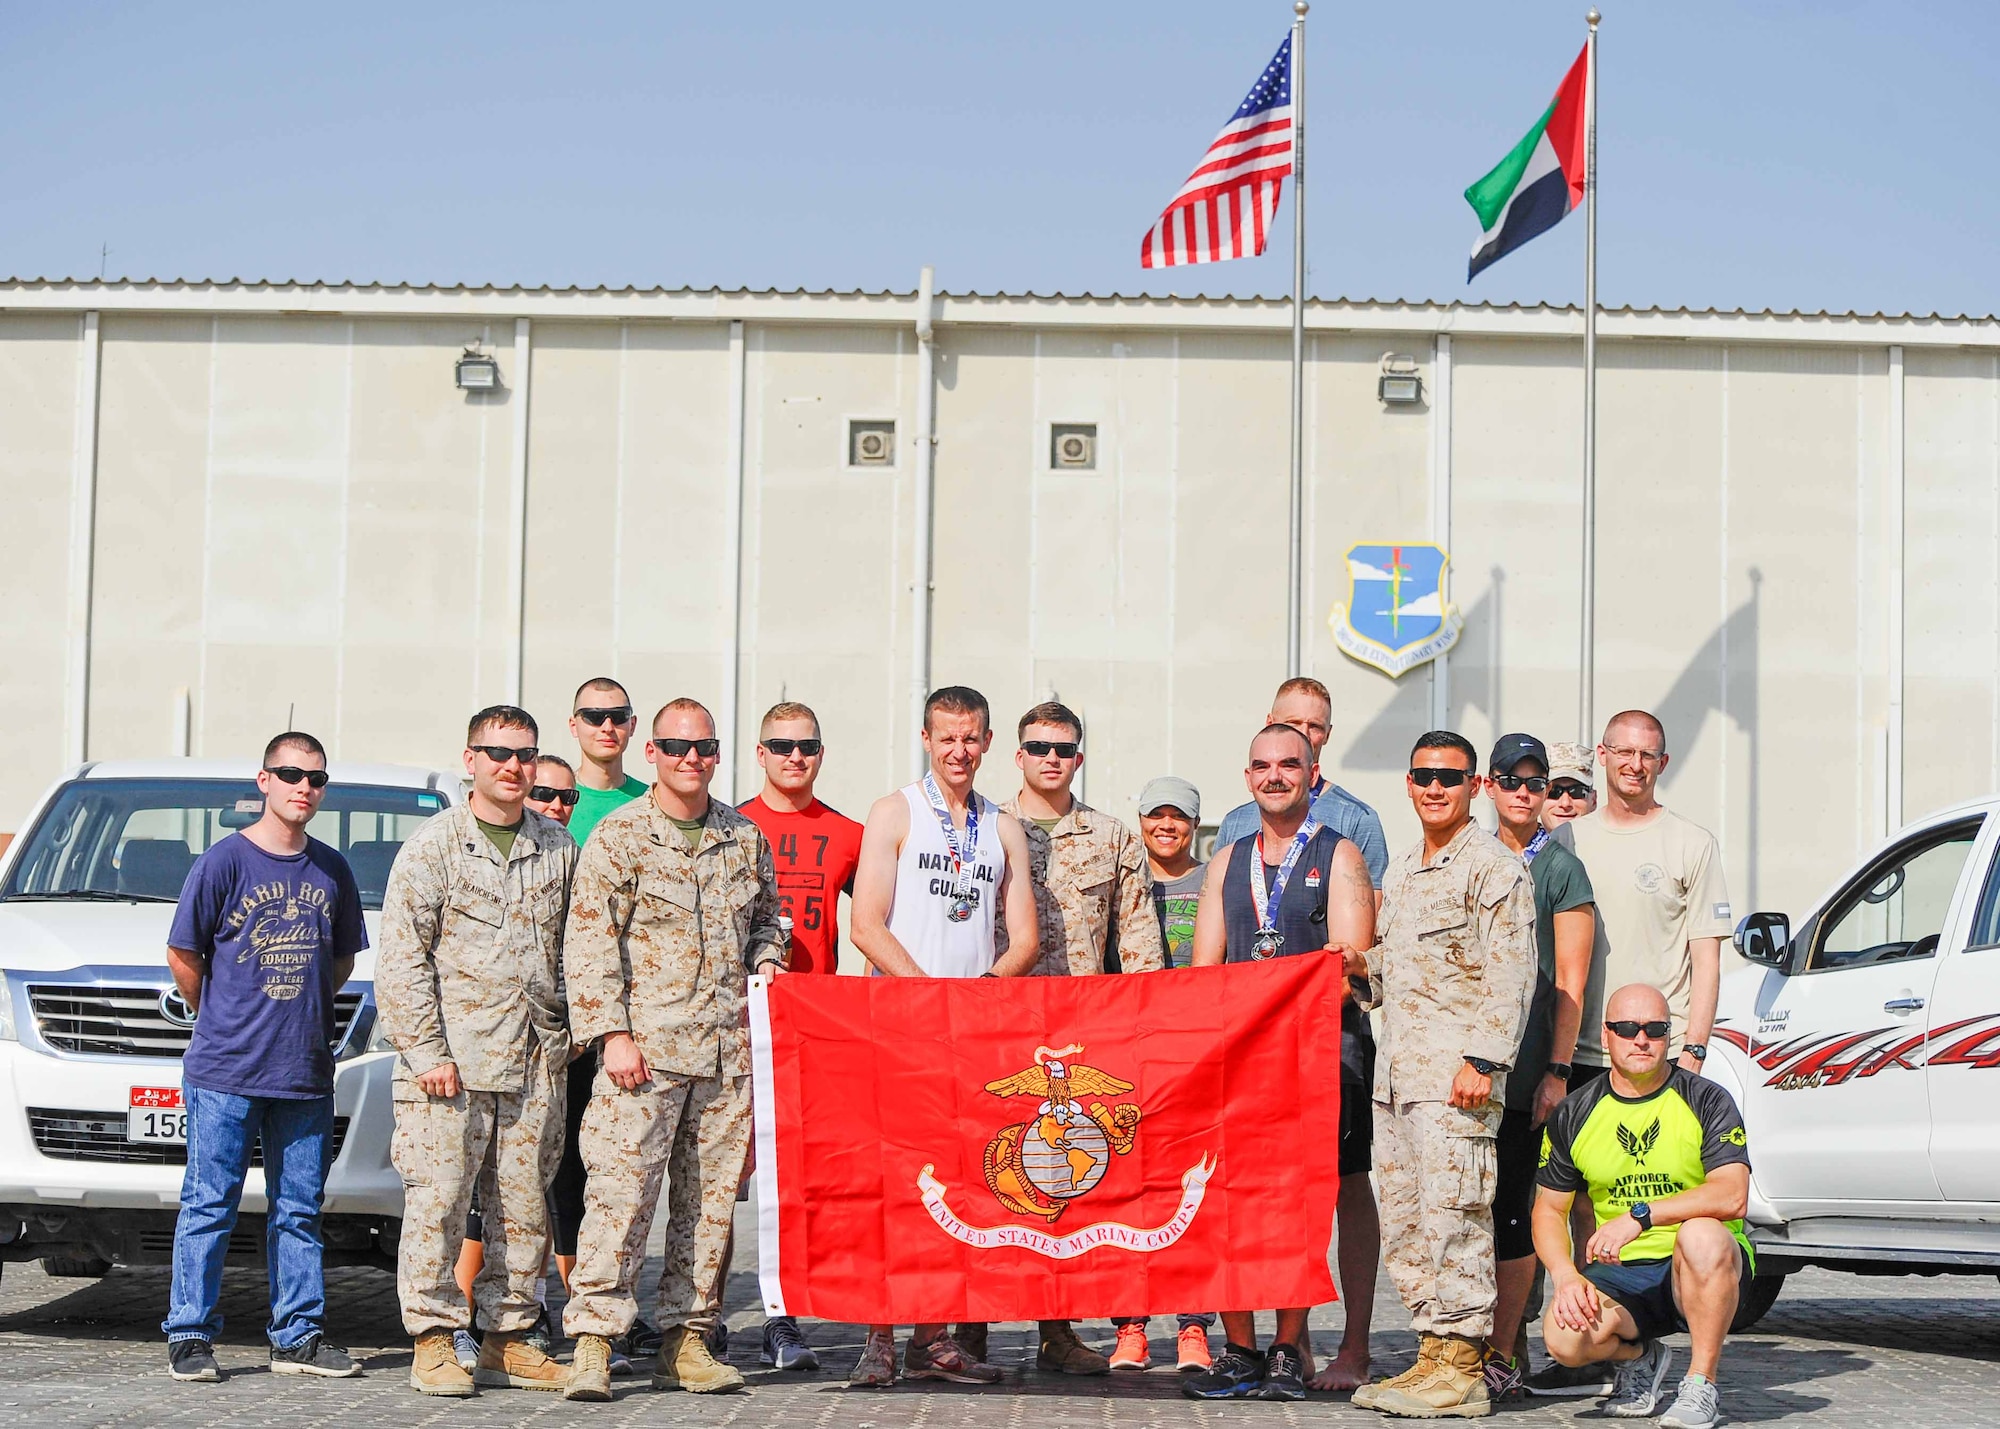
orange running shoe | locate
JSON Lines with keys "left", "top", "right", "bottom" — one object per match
{"left": 1108, "top": 1323, "right": 1150, "bottom": 1371}
{"left": 1176, "top": 1323, "right": 1213, "bottom": 1373}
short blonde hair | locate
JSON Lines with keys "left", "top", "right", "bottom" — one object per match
{"left": 760, "top": 701, "right": 821, "bottom": 737}
{"left": 1274, "top": 676, "right": 1332, "bottom": 709}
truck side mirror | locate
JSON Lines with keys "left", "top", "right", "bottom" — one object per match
{"left": 1734, "top": 911, "right": 1792, "bottom": 969}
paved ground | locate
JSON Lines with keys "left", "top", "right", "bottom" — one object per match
{"left": 2, "top": 1206, "right": 1996, "bottom": 1427}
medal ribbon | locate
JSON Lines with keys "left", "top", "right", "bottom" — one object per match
{"left": 1250, "top": 819, "right": 1321, "bottom": 935}
{"left": 921, "top": 772, "right": 981, "bottom": 901}
{"left": 1522, "top": 827, "right": 1551, "bottom": 867}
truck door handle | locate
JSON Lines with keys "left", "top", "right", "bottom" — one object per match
{"left": 1883, "top": 996, "right": 1926, "bottom": 1013}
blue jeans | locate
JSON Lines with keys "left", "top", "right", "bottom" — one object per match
{"left": 162, "top": 1087, "right": 334, "bottom": 1349}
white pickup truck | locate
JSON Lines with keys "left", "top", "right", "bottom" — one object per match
{"left": 1709, "top": 795, "right": 2000, "bottom": 1327}
{"left": 0, "top": 758, "right": 456, "bottom": 1283}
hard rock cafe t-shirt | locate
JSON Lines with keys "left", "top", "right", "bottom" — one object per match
{"left": 168, "top": 833, "right": 367, "bottom": 1099}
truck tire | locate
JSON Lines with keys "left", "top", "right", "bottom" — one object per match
{"left": 1730, "top": 1269, "right": 1785, "bottom": 1331}
{"left": 40, "top": 1254, "right": 113, "bottom": 1279}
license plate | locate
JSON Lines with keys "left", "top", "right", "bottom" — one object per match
{"left": 128, "top": 1086, "right": 187, "bottom": 1144}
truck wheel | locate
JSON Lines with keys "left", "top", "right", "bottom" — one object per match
{"left": 39, "top": 1254, "right": 113, "bottom": 1279}
{"left": 1730, "top": 1270, "right": 1785, "bottom": 1331}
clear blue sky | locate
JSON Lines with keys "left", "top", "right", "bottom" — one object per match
{"left": 3, "top": 2, "right": 1991, "bottom": 315}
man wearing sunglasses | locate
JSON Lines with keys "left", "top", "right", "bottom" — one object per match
{"left": 1540, "top": 742, "right": 1597, "bottom": 832}
{"left": 526, "top": 754, "right": 579, "bottom": 827}
{"left": 1533, "top": 984, "right": 1752, "bottom": 1429}
{"left": 568, "top": 677, "right": 647, "bottom": 845}
{"left": 163, "top": 732, "right": 367, "bottom": 1384}
{"left": 562, "top": 698, "right": 788, "bottom": 1400}
{"left": 376, "top": 706, "right": 577, "bottom": 1396}
{"left": 1350, "top": 731, "right": 1535, "bottom": 1420}
{"left": 1477, "top": 735, "right": 1597, "bottom": 1402}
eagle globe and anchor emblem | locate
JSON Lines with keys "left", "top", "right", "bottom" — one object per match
{"left": 916, "top": 1043, "right": 1215, "bottom": 1259}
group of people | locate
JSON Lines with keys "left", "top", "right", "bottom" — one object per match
{"left": 153, "top": 672, "right": 1757, "bottom": 1428}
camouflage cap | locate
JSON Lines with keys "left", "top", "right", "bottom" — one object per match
{"left": 1547, "top": 741, "right": 1594, "bottom": 787}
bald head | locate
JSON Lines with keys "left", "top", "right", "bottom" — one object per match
{"left": 1603, "top": 983, "right": 1673, "bottom": 1084}
{"left": 1605, "top": 983, "right": 1670, "bottom": 1024}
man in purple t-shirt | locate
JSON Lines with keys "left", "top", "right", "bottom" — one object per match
{"left": 161, "top": 731, "right": 367, "bottom": 1385}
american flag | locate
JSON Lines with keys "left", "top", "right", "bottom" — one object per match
{"left": 1140, "top": 34, "right": 1294, "bottom": 268}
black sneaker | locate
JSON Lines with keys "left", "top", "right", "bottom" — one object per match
{"left": 168, "top": 1338, "right": 220, "bottom": 1382}
{"left": 621, "top": 1317, "right": 664, "bottom": 1359}
{"left": 269, "top": 1333, "right": 362, "bottom": 1377}
{"left": 760, "top": 1315, "right": 820, "bottom": 1372}
{"left": 523, "top": 1306, "right": 555, "bottom": 1355}
{"left": 1182, "top": 1342, "right": 1267, "bottom": 1400}
{"left": 705, "top": 1320, "right": 730, "bottom": 1363}
{"left": 1257, "top": 1342, "right": 1306, "bottom": 1401}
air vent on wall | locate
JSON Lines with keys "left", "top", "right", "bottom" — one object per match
{"left": 849, "top": 419, "right": 896, "bottom": 467}
{"left": 1051, "top": 423, "right": 1097, "bottom": 470}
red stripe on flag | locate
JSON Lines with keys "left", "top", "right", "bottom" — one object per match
{"left": 1544, "top": 42, "right": 1590, "bottom": 211}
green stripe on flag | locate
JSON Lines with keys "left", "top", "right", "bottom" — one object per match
{"left": 1463, "top": 98, "right": 1558, "bottom": 232}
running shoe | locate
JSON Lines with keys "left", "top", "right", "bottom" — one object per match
{"left": 848, "top": 1330, "right": 898, "bottom": 1388}
{"left": 1607, "top": 1340, "right": 1673, "bottom": 1418}
{"left": 760, "top": 1316, "right": 820, "bottom": 1372}
{"left": 1108, "top": 1322, "right": 1150, "bottom": 1370}
{"left": 1482, "top": 1346, "right": 1526, "bottom": 1402}
{"left": 1658, "top": 1373, "right": 1722, "bottom": 1429}
{"left": 906, "top": 1331, "right": 1004, "bottom": 1384}
{"left": 451, "top": 1329, "right": 480, "bottom": 1373}
{"left": 1176, "top": 1323, "right": 1212, "bottom": 1373}
{"left": 705, "top": 1320, "right": 729, "bottom": 1362}
{"left": 269, "top": 1333, "right": 361, "bottom": 1377}
{"left": 1181, "top": 1343, "right": 1266, "bottom": 1400}
{"left": 1257, "top": 1342, "right": 1306, "bottom": 1401}
{"left": 167, "top": 1338, "right": 220, "bottom": 1383}
{"left": 1526, "top": 1357, "right": 1616, "bottom": 1397}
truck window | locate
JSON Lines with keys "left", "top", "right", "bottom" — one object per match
{"left": 1964, "top": 840, "right": 2000, "bottom": 951}
{"left": 1807, "top": 819, "right": 1982, "bottom": 972}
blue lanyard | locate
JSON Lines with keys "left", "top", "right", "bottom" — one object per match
{"left": 921, "top": 772, "right": 980, "bottom": 897}
{"left": 1522, "top": 827, "right": 1551, "bottom": 867}
{"left": 1251, "top": 820, "right": 1321, "bottom": 932}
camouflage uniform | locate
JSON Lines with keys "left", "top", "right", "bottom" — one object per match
{"left": 998, "top": 797, "right": 1165, "bottom": 977}
{"left": 375, "top": 804, "right": 577, "bottom": 1335}
{"left": 1360, "top": 819, "right": 1536, "bottom": 1340}
{"left": 561, "top": 794, "right": 785, "bottom": 1339}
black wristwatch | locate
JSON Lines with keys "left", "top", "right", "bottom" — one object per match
{"left": 1629, "top": 1201, "right": 1654, "bottom": 1231}
{"left": 1464, "top": 1056, "right": 1503, "bottom": 1077}
{"left": 1682, "top": 1043, "right": 1709, "bottom": 1062}
{"left": 1547, "top": 1062, "right": 1574, "bottom": 1083}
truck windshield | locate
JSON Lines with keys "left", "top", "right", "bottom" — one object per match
{"left": 0, "top": 778, "right": 446, "bottom": 911}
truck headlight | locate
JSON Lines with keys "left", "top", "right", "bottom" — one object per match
{"left": 0, "top": 985, "right": 16, "bottom": 1043}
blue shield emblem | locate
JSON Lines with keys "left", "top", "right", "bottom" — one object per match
{"left": 1328, "top": 542, "right": 1463, "bottom": 678}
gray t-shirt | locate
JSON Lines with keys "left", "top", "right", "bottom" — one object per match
{"left": 1149, "top": 863, "right": 1205, "bottom": 968}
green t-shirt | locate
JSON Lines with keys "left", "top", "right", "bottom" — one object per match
{"left": 670, "top": 815, "right": 706, "bottom": 851}
{"left": 571, "top": 775, "right": 648, "bottom": 845}
{"left": 1537, "top": 1066, "right": 1753, "bottom": 1266}
{"left": 1033, "top": 817, "right": 1060, "bottom": 834}
{"left": 475, "top": 815, "right": 521, "bottom": 858}
{"left": 1508, "top": 835, "right": 1595, "bottom": 1110}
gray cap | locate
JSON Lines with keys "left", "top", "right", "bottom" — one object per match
{"left": 1137, "top": 776, "right": 1201, "bottom": 820}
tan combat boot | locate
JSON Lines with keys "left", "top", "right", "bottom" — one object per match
{"left": 410, "top": 1330, "right": 475, "bottom": 1397}
{"left": 653, "top": 1324, "right": 746, "bottom": 1394}
{"left": 1353, "top": 1334, "right": 1440, "bottom": 1411}
{"left": 1371, "top": 1333, "right": 1491, "bottom": 1418}
{"left": 473, "top": 1330, "right": 567, "bottom": 1391}
{"left": 565, "top": 1333, "right": 614, "bottom": 1402}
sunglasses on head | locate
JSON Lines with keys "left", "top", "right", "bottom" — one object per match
{"left": 574, "top": 706, "right": 634, "bottom": 727}
{"left": 529, "top": 785, "right": 580, "bottom": 806}
{"left": 470, "top": 744, "right": 539, "bottom": 767}
{"left": 762, "top": 738, "right": 822, "bottom": 757}
{"left": 264, "top": 766, "right": 329, "bottom": 790}
{"left": 1408, "top": 767, "right": 1472, "bottom": 788}
{"left": 1549, "top": 780, "right": 1592, "bottom": 800}
{"left": 1605, "top": 1019, "right": 1672, "bottom": 1040}
{"left": 1021, "top": 740, "right": 1080, "bottom": 759}
{"left": 654, "top": 737, "right": 721, "bottom": 759}
{"left": 1490, "top": 774, "right": 1548, "bottom": 793}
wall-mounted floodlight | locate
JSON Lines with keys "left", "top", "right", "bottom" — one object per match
{"left": 1378, "top": 353, "right": 1423, "bottom": 405}
{"left": 455, "top": 348, "right": 501, "bottom": 391}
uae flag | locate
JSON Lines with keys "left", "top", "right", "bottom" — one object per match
{"left": 1464, "top": 42, "right": 1589, "bottom": 281}
{"left": 748, "top": 956, "right": 1346, "bottom": 1324}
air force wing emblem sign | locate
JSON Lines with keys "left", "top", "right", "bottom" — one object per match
{"left": 1329, "top": 542, "right": 1464, "bottom": 678}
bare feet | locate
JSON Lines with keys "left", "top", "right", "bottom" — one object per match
{"left": 1306, "top": 1343, "right": 1371, "bottom": 1392}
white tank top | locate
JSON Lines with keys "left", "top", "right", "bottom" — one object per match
{"left": 884, "top": 781, "right": 1006, "bottom": 978}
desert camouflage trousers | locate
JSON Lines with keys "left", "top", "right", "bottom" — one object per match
{"left": 390, "top": 1054, "right": 565, "bottom": 1335}
{"left": 561, "top": 1069, "right": 751, "bottom": 1339}
{"left": 1373, "top": 1097, "right": 1498, "bottom": 1339}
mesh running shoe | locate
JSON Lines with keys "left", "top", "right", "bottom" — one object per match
{"left": 1608, "top": 1340, "right": 1673, "bottom": 1418}
{"left": 760, "top": 1316, "right": 820, "bottom": 1372}
{"left": 1108, "top": 1322, "right": 1150, "bottom": 1370}
{"left": 1658, "top": 1373, "right": 1721, "bottom": 1429}
{"left": 1181, "top": 1343, "right": 1267, "bottom": 1400}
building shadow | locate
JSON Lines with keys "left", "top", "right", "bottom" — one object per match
{"left": 1653, "top": 568, "right": 1762, "bottom": 906}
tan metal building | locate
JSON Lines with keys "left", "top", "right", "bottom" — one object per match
{"left": 5, "top": 279, "right": 1997, "bottom": 923}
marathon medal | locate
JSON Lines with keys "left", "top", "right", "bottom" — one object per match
{"left": 1249, "top": 820, "right": 1321, "bottom": 960}
{"left": 922, "top": 772, "right": 982, "bottom": 922}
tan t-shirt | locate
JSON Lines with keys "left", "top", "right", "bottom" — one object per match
{"left": 1568, "top": 806, "right": 1733, "bottom": 1066}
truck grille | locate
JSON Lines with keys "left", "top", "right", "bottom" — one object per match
{"left": 26, "top": 984, "right": 364, "bottom": 1058}
{"left": 27, "top": 1108, "right": 352, "bottom": 1166}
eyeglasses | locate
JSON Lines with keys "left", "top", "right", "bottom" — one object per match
{"left": 529, "top": 785, "right": 580, "bottom": 806}
{"left": 470, "top": 744, "right": 539, "bottom": 766}
{"left": 654, "top": 737, "right": 721, "bottom": 759}
{"left": 1021, "top": 740, "right": 1080, "bottom": 759}
{"left": 574, "top": 706, "right": 634, "bottom": 727}
{"left": 1548, "top": 780, "right": 1592, "bottom": 800}
{"left": 1604, "top": 744, "right": 1664, "bottom": 766}
{"left": 762, "top": 738, "right": 823, "bottom": 757}
{"left": 1408, "top": 768, "right": 1472, "bottom": 788}
{"left": 264, "top": 766, "right": 329, "bottom": 790}
{"left": 1605, "top": 1019, "right": 1672, "bottom": 1040}
{"left": 1490, "top": 774, "right": 1548, "bottom": 793}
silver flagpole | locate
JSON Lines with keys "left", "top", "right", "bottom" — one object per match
{"left": 1286, "top": 1, "right": 1309, "bottom": 677}
{"left": 1579, "top": 7, "right": 1600, "bottom": 741}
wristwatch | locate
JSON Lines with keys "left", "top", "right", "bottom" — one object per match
{"left": 1629, "top": 1201, "right": 1654, "bottom": 1231}
{"left": 1547, "top": 1062, "right": 1574, "bottom": 1083}
{"left": 1682, "top": 1043, "right": 1709, "bottom": 1062}
{"left": 1464, "top": 1056, "right": 1503, "bottom": 1077}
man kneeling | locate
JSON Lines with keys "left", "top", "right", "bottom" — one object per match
{"left": 1532, "top": 984, "right": 1752, "bottom": 1429}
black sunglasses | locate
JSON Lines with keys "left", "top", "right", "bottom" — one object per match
{"left": 1549, "top": 780, "right": 1592, "bottom": 800}
{"left": 529, "top": 785, "right": 580, "bottom": 806}
{"left": 470, "top": 744, "right": 539, "bottom": 766}
{"left": 1605, "top": 1019, "right": 1673, "bottom": 1040}
{"left": 654, "top": 737, "right": 721, "bottom": 759}
{"left": 264, "top": 766, "right": 329, "bottom": 790}
{"left": 1021, "top": 740, "right": 1080, "bottom": 759}
{"left": 574, "top": 706, "right": 634, "bottom": 726}
{"left": 1408, "top": 767, "right": 1472, "bottom": 788}
{"left": 762, "top": 738, "right": 823, "bottom": 757}
{"left": 1490, "top": 774, "right": 1549, "bottom": 793}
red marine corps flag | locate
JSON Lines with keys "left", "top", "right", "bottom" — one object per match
{"left": 749, "top": 956, "right": 1345, "bottom": 1324}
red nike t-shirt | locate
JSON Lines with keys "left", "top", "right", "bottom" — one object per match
{"left": 736, "top": 795, "right": 864, "bottom": 975}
